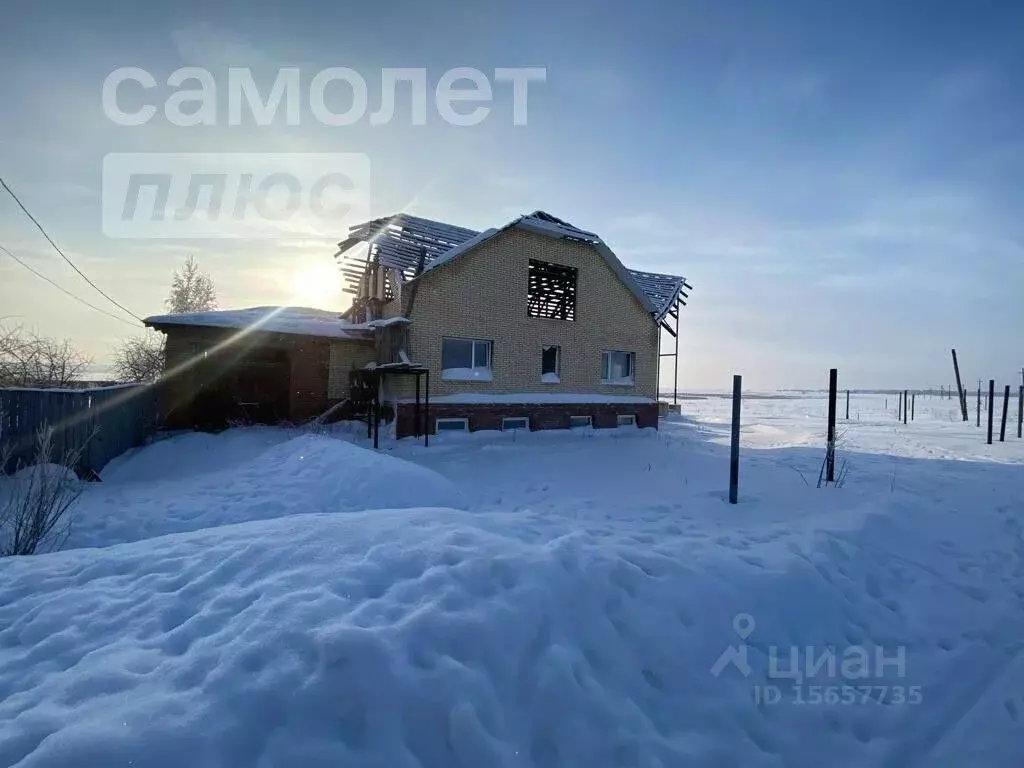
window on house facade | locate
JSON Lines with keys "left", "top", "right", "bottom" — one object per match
{"left": 569, "top": 415, "right": 592, "bottom": 429}
{"left": 602, "top": 351, "right": 635, "bottom": 385}
{"left": 441, "top": 337, "right": 493, "bottom": 381}
{"left": 617, "top": 414, "right": 637, "bottom": 427}
{"left": 502, "top": 416, "right": 530, "bottom": 431}
{"left": 541, "top": 345, "right": 561, "bottom": 383}
{"left": 528, "top": 259, "right": 577, "bottom": 321}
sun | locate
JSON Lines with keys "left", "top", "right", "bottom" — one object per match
{"left": 290, "top": 262, "right": 342, "bottom": 308}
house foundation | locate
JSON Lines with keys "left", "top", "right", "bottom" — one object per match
{"left": 395, "top": 401, "right": 658, "bottom": 437}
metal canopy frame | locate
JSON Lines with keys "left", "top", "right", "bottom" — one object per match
{"left": 351, "top": 364, "right": 430, "bottom": 449}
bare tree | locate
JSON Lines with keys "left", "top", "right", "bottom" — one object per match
{"left": 166, "top": 255, "right": 217, "bottom": 314}
{"left": 112, "top": 331, "right": 165, "bottom": 383}
{"left": 0, "top": 325, "right": 91, "bottom": 388}
{"left": 1, "top": 426, "right": 86, "bottom": 557}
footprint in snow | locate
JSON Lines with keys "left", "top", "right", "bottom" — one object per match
{"left": 1005, "top": 698, "right": 1019, "bottom": 721}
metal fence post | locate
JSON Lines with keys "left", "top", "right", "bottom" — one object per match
{"left": 827, "top": 369, "right": 838, "bottom": 483}
{"left": 988, "top": 379, "right": 995, "bottom": 445}
{"left": 729, "top": 375, "right": 741, "bottom": 504}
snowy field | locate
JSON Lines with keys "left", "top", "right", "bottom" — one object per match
{"left": 2, "top": 393, "right": 1024, "bottom": 767}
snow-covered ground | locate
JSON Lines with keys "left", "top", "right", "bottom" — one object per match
{"left": 2, "top": 393, "right": 1024, "bottom": 767}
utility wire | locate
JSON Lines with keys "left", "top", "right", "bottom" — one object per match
{"left": 0, "top": 176, "right": 145, "bottom": 323}
{"left": 0, "top": 243, "right": 141, "bottom": 328}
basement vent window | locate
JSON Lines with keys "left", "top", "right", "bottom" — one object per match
{"left": 569, "top": 415, "right": 592, "bottom": 429}
{"left": 436, "top": 417, "right": 469, "bottom": 432}
{"left": 528, "top": 259, "right": 578, "bottom": 321}
{"left": 617, "top": 414, "right": 637, "bottom": 427}
{"left": 502, "top": 417, "right": 530, "bottom": 431}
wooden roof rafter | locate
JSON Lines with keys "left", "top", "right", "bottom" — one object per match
{"left": 335, "top": 211, "right": 692, "bottom": 322}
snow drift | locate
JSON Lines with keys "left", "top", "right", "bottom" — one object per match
{"left": 68, "top": 433, "right": 466, "bottom": 549}
{"left": 4, "top": 494, "right": 1021, "bottom": 767}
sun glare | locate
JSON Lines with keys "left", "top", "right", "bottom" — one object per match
{"left": 290, "top": 263, "right": 342, "bottom": 308}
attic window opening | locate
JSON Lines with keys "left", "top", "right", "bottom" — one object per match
{"left": 528, "top": 259, "right": 577, "bottom": 321}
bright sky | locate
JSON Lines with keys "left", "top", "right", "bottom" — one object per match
{"left": 1, "top": 0, "right": 1022, "bottom": 390}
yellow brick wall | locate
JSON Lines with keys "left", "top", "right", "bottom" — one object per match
{"left": 393, "top": 228, "right": 659, "bottom": 399}
{"left": 327, "top": 339, "right": 377, "bottom": 398}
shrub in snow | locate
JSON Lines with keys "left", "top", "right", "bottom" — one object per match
{"left": 0, "top": 427, "right": 85, "bottom": 557}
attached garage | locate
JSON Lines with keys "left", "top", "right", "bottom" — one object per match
{"left": 145, "top": 307, "right": 375, "bottom": 429}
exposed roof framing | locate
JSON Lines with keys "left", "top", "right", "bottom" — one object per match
{"left": 528, "top": 259, "right": 578, "bottom": 321}
{"left": 627, "top": 270, "right": 693, "bottom": 321}
{"left": 335, "top": 210, "right": 691, "bottom": 322}
{"left": 334, "top": 214, "right": 480, "bottom": 290}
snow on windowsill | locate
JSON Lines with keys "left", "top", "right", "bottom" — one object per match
{"left": 602, "top": 377, "right": 636, "bottom": 387}
{"left": 541, "top": 373, "right": 561, "bottom": 384}
{"left": 442, "top": 368, "right": 494, "bottom": 382}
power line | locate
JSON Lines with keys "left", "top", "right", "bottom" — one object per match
{"left": 0, "top": 176, "right": 144, "bottom": 323}
{"left": 0, "top": 243, "right": 141, "bottom": 328}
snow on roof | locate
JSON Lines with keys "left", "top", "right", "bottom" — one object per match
{"left": 144, "top": 307, "right": 373, "bottom": 341}
{"left": 349, "top": 315, "right": 411, "bottom": 329}
{"left": 336, "top": 211, "right": 690, "bottom": 321}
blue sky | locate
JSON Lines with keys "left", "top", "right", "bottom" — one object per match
{"left": 1, "top": 0, "right": 1022, "bottom": 389}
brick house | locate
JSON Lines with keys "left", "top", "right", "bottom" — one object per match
{"left": 336, "top": 211, "right": 690, "bottom": 437}
{"left": 145, "top": 211, "right": 690, "bottom": 436}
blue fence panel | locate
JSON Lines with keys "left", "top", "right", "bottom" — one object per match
{"left": 0, "top": 384, "right": 158, "bottom": 476}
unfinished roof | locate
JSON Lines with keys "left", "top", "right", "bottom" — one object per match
{"left": 335, "top": 210, "right": 691, "bottom": 321}
{"left": 144, "top": 307, "right": 373, "bottom": 341}
{"left": 335, "top": 215, "right": 481, "bottom": 283}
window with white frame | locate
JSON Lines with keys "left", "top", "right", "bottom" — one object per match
{"left": 436, "top": 417, "right": 469, "bottom": 431}
{"left": 602, "top": 351, "right": 635, "bottom": 385}
{"left": 617, "top": 414, "right": 637, "bottom": 426}
{"left": 569, "top": 415, "right": 592, "bottom": 428}
{"left": 541, "top": 345, "right": 560, "bottom": 383}
{"left": 441, "top": 337, "right": 493, "bottom": 381}
{"left": 502, "top": 416, "right": 529, "bottom": 431}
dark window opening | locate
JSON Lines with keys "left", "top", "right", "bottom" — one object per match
{"left": 528, "top": 259, "right": 577, "bottom": 321}
{"left": 541, "top": 345, "right": 560, "bottom": 382}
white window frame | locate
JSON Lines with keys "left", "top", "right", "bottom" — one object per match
{"left": 441, "top": 337, "right": 493, "bottom": 381}
{"left": 569, "top": 415, "right": 592, "bottom": 429}
{"left": 435, "top": 417, "right": 469, "bottom": 432}
{"left": 617, "top": 414, "right": 637, "bottom": 427}
{"left": 541, "top": 344, "right": 561, "bottom": 383}
{"left": 501, "top": 416, "right": 530, "bottom": 431}
{"left": 602, "top": 350, "right": 635, "bottom": 385}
